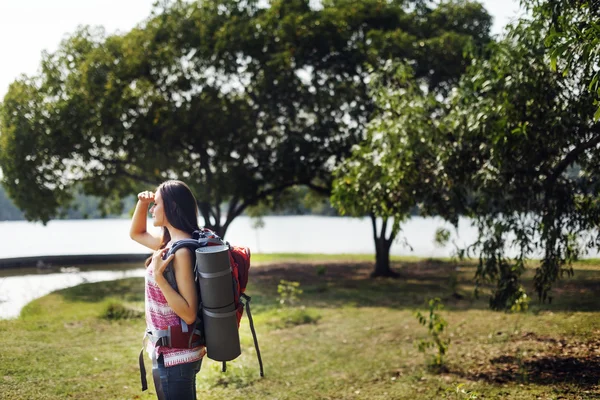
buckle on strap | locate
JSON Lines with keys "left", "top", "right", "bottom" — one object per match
{"left": 146, "top": 328, "right": 169, "bottom": 346}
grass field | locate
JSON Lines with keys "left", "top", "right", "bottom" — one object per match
{"left": 0, "top": 255, "right": 599, "bottom": 399}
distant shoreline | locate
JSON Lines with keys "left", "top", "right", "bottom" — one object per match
{"left": 0, "top": 253, "right": 151, "bottom": 269}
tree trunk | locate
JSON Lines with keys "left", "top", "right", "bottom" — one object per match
{"left": 372, "top": 237, "right": 397, "bottom": 277}
{"left": 370, "top": 214, "right": 400, "bottom": 278}
{"left": 197, "top": 201, "right": 228, "bottom": 238}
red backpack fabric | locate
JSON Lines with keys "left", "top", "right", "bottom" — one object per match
{"left": 228, "top": 245, "right": 251, "bottom": 326}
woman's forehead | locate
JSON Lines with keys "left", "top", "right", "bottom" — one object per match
{"left": 155, "top": 191, "right": 163, "bottom": 201}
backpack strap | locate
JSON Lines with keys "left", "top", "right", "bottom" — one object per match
{"left": 139, "top": 333, "right": 161, "bottom": 393}
{"left": 163, "top": 240, "right": 207, "bottom": 345}
{"left": 139, "top": 348, "right": 148, "bottom": 391}
{"left": 165, "top": 239, "right": 209, "bottom": 289}
{"left": 167, "top": 239, "right": 207, "bottom": 256}
{"left": 240, "top": 293, "right": 264, "bottom": 377}
{"left": 163, "top": 239, "right": 205, "bottom": 289}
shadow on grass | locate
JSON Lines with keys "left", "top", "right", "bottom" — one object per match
{"left": 452, "top": 334, "right": 600, "bottom": 389}
{"left": 484, "top": 355, "right": 600, "bottom": 386}
{"left": 250, "top": 260, "right": 600, "bottom": 313}
{"left": 58, "top": 277, "right": 144, "bottom": 303}
{"left": 250, "top": 260, "right": 485, "bottom": 311}
{"left": 52, "top": 259, "right": 600, "bottom": 314}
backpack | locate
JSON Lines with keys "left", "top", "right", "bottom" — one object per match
{"left": 139, "top": 228, "right": 264, "bottom": 392}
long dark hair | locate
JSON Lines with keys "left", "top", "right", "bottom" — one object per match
{"left": 146, "top": 180, "right": 200, "bottom": 266}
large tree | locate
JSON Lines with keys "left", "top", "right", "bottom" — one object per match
{"left": 330, "top": 0, "right": 492, "bottom": 276}
{"left": 441, "top": 1, "right": 600, "bottom": 309}
{"left": 0, "top": 1, "right": 349, "bottom": 233}
{"left": 0, "top": 0, "right": 491, "bottom": 239}
{"left": 331, "top": 63, "right": 458, "bottom": 277}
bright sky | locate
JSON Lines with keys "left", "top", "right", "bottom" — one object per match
{"left": 0, "top": 0, "right": 522, "bottom": 100}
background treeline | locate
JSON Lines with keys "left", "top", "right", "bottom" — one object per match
{"left": 0, "top": 183, "right": 136, "bottom": 220}
{"left": 0, "top": 183, "right": 337, "bottom": 221}
{"left": 0, "top": 184, "right": 23, "bottom": 220}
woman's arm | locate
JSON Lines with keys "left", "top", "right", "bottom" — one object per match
{"left": 130, "top": 191, "right": 161, "bottom": 250}
{"left": 152, "top": 248, "right": 198, "bottom": 325}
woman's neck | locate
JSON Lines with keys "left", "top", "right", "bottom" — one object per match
{"left": 166, "top": 225, "right": 192, "bottom": 243}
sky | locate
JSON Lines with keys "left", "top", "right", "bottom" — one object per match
{"left": 0, "top": 0, "right": 522, "bottom": 100}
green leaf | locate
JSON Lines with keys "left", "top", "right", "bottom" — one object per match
{"left": 588, "top": 74, "right": 599, "bottom": 92}
{"left": 550, "top": 56, "right": 557, "bottom": 72}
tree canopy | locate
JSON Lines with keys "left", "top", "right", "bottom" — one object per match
{"left": 0, "top": 0, "right": 492, "bottom": 238}
{"left": 330, "top": 0, "right": 491, "bottom": 276}
{"left": 441, "top": 1, "right": 600, "bottom": 309}
{"left": 537, "top": 0, "right": 600, "bottom": 120}
{"left": 332, "top": 0, "right": 600, "bottom": 300}
{"left": 331, "top": 63, "right": 459, "bottom": 276}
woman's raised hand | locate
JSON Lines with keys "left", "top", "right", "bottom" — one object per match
{"left": 137, "top": 190, "right": 155, "bottom": 205}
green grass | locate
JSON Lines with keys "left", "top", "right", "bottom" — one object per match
{"left": 1, "top": 257, "right": 600, "bottom": 399}
{"left": 251, "top": 253, "right": 424, "bottom": 263}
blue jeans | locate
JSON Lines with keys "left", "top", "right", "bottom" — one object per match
{"left": 153, "top": 355, "right": 202, "bottom": 400}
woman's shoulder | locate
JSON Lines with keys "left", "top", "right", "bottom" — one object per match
{"left": 171, "top": 245, "right": 194, "bottom": 266}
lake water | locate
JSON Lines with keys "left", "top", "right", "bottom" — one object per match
{"left": 0, "top": 265, "right": 146, "bottom": 319}
{"left": 0, "top": 215, "right": 476, "bottom": 319}
{"left": 9, "top": 214, "right": 596, "bottom": 319}
{"left": 0, "top": 215, "right": 476, "bottom": 259}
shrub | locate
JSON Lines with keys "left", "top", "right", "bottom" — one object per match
{"left": 101, "top": 301, "right": 143, "bottom": 320}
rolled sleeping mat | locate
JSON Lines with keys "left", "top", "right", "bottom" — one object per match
{"left": 196, "top": 245, "right": 235, "bottom": 309}
{"left": 202, "top": 303, "right": 241, "bottom": 361}
{"left": 195, "top": 245, "right": 241, "bottom": 362}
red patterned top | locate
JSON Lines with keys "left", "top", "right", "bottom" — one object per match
{"left": 145, "top": 263, "right": 205, "bottom": 367}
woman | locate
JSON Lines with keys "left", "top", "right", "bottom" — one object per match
{"left": 130, "top": 180, "right": 205, "bottom": 400}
